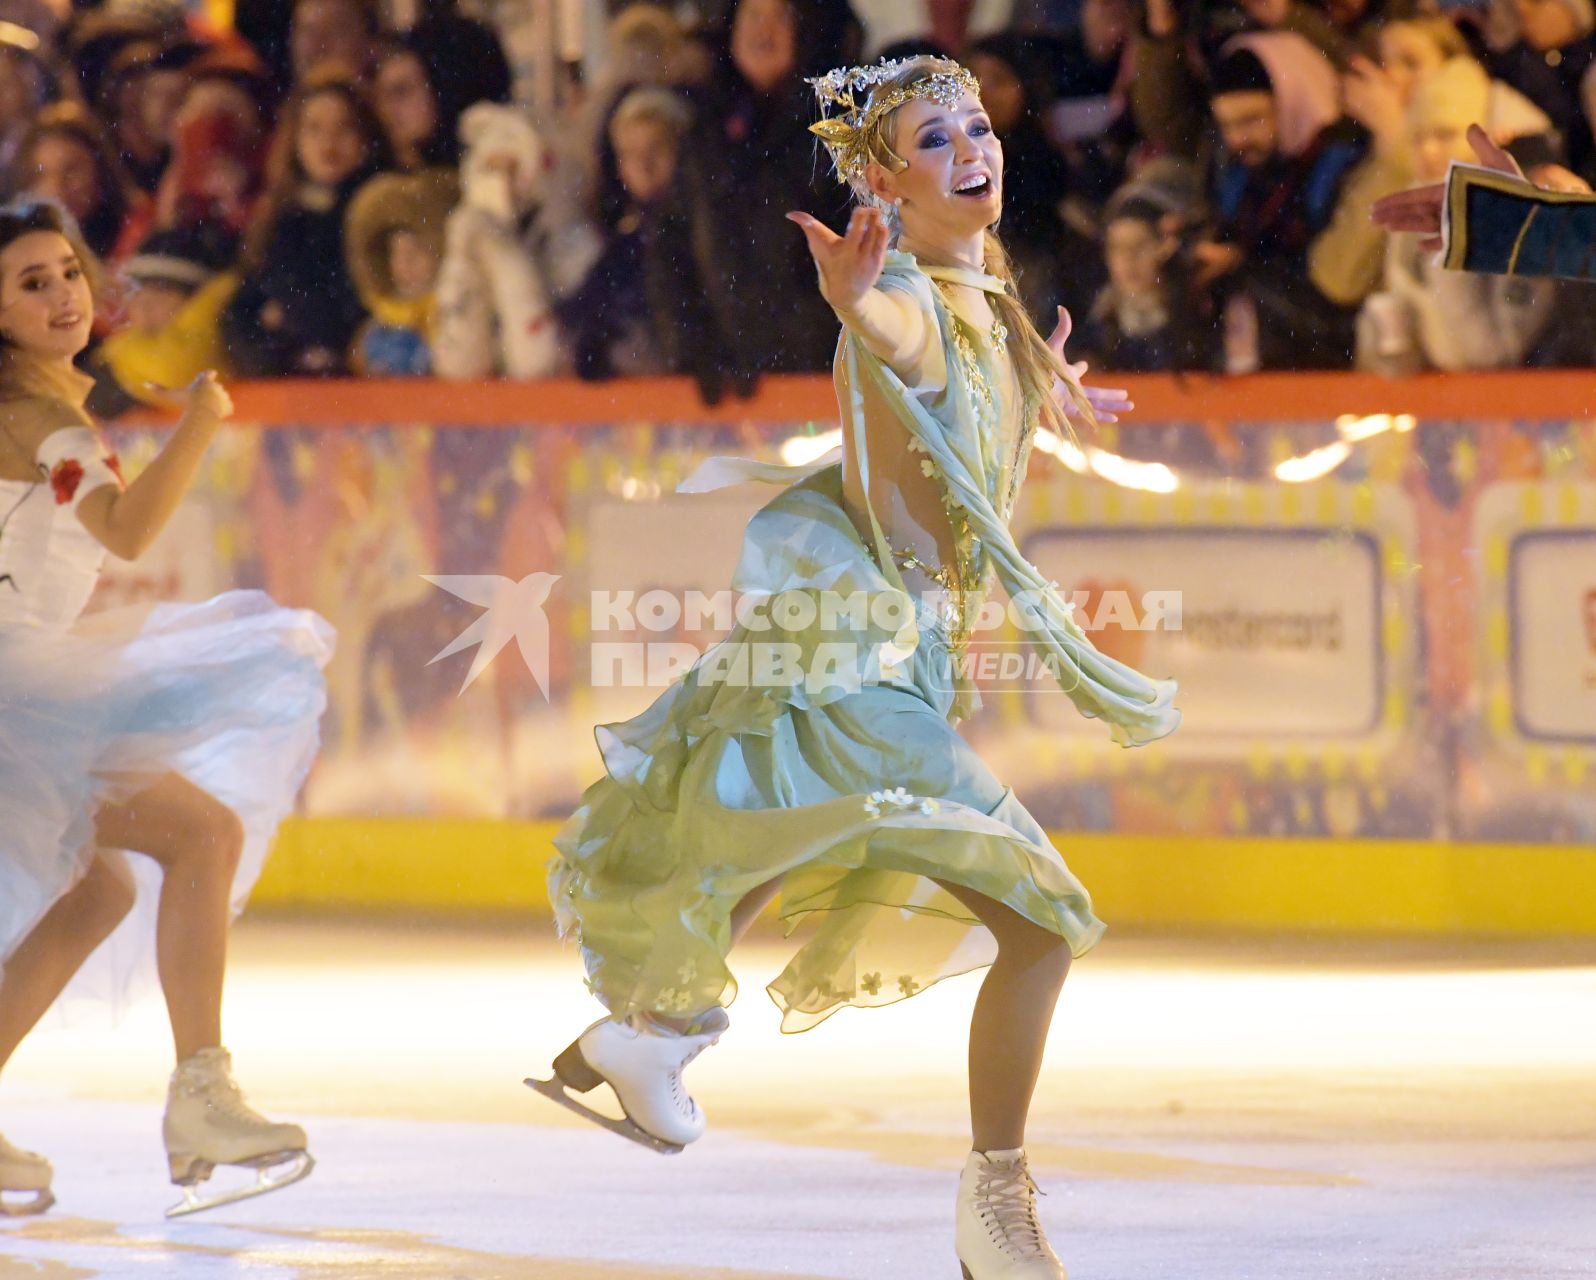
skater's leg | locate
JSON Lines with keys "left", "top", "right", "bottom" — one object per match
{"left": 729, "top": 874, "right": 784, "bottom": 945}
{"left": 532, "top": 875, "right": 772, "bottom": 1149}
{"left": 0, "top": 852, "right": 136, "bottom": 1077}
{"left": 933, "top": 879, "right": 1072, "bottom": 1153}
{"left": 93, "top": 773, "right": 244, "bottom": 1064}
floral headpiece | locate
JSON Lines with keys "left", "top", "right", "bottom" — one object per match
{"left": 807, "top": 58, "right": 980, "bottom": 184}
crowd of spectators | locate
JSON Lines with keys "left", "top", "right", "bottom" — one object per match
{"left": 3, "top": 0, "right": 1593, "bottom": 411}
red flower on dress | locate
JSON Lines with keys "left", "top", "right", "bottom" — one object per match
{"left": 50, "top": 459, "right": 84, "bottom": 505}
{"left": 105, "top": 453, "right": 124, "bottom": 485}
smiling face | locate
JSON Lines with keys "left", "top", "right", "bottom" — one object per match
{"left": 868, "top": 90, "right": 1003, "bottom": 246}
{"left": 0, "top": 230, "right": 94, "bottom": 359}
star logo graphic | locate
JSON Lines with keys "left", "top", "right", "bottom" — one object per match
{"left": 423, "top": 573, "right": 561, "bottom": 697}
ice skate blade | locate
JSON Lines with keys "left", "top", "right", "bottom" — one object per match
{"left": 0, "top": 1189, "right": 54, "bottom": 1217}
{"left": 164, "top": 1151, "right": 314, "bottom": 1219}
{"left": 524, "top": 1077, "right": 685, "bottom": 1155}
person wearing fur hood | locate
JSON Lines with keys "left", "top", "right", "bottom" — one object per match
{"left": 344, "top": 169, "right": 457, "bottom": 376}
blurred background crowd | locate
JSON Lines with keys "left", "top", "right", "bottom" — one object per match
{"left": 6, "top": 0, "right": 1595, "bottom": 414}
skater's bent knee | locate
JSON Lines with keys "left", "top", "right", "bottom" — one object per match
{"left": 187, "top": 804, "right": 245, "bottom": 875}
{"left": 74, "top": 856, "right": 137, "bottom": 934}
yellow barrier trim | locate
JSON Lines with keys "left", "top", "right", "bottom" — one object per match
{"left": 249, "top": 818, "right": 1596, "bottom": 936}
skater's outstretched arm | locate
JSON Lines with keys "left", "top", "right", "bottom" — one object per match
{"left": 73, "top": 372, "right": 233, "bottom": 560}
{"left": 788, "top": 206, "right": 942, "bottom": 389}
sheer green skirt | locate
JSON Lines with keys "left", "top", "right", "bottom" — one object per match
{"left": 549, "top": 468, "right": 1103, "bottom": 1032}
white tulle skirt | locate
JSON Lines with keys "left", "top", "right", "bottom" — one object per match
{"left": 0, "top": 589, "right": 333, "bottom": 1020}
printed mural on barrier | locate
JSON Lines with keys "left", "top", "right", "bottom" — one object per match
{"left": 93, "top": 412, "right": 1596, "bottom": 844}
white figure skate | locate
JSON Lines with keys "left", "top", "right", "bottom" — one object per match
{"left": 955, "top": 1148, "right": 1068, "bottom": 1279}
{"left": 0, "top": 1132, "right": 53, "bottom": 1216}
{"left": 526, "top": 1009, "right": 729, "bottom": 1154}
{"left": 163, "top": 1047, "right": 314, "bottom": 1218}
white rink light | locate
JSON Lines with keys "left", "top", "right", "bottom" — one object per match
{"left": 1276, "top": 441, "right": 1353, "bottom": 483}
{"left": 779, "top": 428, "right": 842, "bottom": 467}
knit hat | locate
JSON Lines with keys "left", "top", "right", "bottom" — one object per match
{"left": 124, "top": 224, "right": 235, "bottom": 295}
{"left": 1209, "top": 48, "right": 1272, "bottom": 99}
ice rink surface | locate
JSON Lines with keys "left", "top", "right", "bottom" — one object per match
{"left": 2, "top": 919, "right": 1594, "bottom": 1279}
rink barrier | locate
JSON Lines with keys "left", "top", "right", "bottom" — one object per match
{"left": 251, "top": 817, "right": 1596, "bottom": 936}
{"left": 141, "top": 371, "right": 1596, "bottom": 936}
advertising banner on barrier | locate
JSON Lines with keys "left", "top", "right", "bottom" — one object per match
{"left": 93, "top": 413, "right": 1596, "bottom": 845}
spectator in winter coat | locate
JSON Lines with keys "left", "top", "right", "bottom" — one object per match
{"left": 562, "top": 87, "right": 693, "bottom": 381}
{"left": 221, "top": 75, "right": 387, "bottom": 377}
{"left": 1192, "top": 35, "right": 1383, "bottom": 368}
{"left": 432, "top": 103, "right": 600, "bottom": 380}
{"left": 1357, "top": 58, "right": 1554, "bottom": 373}
{"left": 1485, "top": 0, "right": 1596, "bottom": 178}
{"left": 345, "top": 168, "right": 457, "bottom": 376}
{"left": 661, "top": 0, "right": 846, "bottom": 397}
{"left": 1080, "top": 193, "right": 1215, "bottom": 371}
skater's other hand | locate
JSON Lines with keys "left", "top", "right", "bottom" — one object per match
{"left": 1047, "top": 307, "right": 1132, "bottom": 424}
{"left": 1527, "top": 163, "right": 1591, "bottom": 194}
{"left": 1466, "top": 123, "right": 1524, "bottom": 179}
{"left": 788, "top": 206, "right": 888, "bottom": 313}
{"left": 1371, "top": 123, "right": 1527, "bottom": 252}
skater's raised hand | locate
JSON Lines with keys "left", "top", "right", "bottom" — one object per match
{"left": 788, "top": 206, "right": 889, "bottom": 313}
{"left": 144, "top": 371, "right": 234, "bottom": 424}
{"left": 1046, "top": 306, "right": 1131, "bottom": 425}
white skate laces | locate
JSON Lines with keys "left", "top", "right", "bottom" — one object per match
{"left": 163, "top": 1047, "right": 314, "bottom": 1218}
{"left": 956, "top": 1148, "right": 1066, "bottom": 1279}
{"left": 971, "top": 1152, "right": 1049, "bottom": 1260}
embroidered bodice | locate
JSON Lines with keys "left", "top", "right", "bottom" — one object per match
{"left": 679, "top": 250, "right": 1180, "bottom": 747}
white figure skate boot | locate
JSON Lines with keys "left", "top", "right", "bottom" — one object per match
{"left": 955, "top": 1148, "right": 1068, "bottom": 1279}
{"left": 0, "top": 1132, "right": 53, "bottom": 1216}
{"left": 162, "top": 1047, "right": 314, "bottom": 1217}
{"left": 527, "top": 1008, "right": 729, "bottom": 1154}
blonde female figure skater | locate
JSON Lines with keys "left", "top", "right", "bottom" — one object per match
{"left": 536, "top": 58, "right": 1179, "bottom": 1278}
{"left": 0, "top": 200, "right": 332, "bottom": 1218}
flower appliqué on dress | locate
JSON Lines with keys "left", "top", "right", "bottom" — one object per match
{"left": 897, "top": 975, "right": 921, "bottom": 996}
{"left": 860, "top": 972, "right": 883, "bottom": 995}
{"left": 49, "top": 459, "right": 83, "bottom": 506}
{"left": 863, "top": 786, "right": 941, "bottom": 819}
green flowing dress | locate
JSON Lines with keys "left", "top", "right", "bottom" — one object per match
{"left": 550, "top": 253, "right": 1179, "bottom": 1033}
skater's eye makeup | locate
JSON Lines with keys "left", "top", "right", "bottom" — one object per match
{"left": 913, "top": 113, "right": 993, "bottom": 149}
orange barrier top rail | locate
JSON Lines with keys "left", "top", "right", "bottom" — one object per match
{"left": 126, "top": 371, "right": 1596, "bottom": 428}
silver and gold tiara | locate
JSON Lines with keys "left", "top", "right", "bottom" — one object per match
{"left": 807, "top": 58, "right": 980, "bottom": 184}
